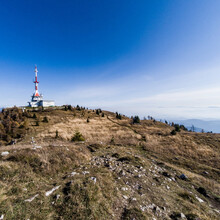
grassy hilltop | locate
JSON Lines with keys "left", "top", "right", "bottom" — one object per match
{"left": 0, "top": 106, "right": 219, "bottom": 219}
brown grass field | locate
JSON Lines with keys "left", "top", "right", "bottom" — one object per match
{"left": 0, "top": 107, "right": 219, "bottom": 219}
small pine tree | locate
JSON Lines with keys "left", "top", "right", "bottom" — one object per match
{"left": 171, "top": 129, "right": 176, "bottom": 135}
{"left": 101, "top": 113, "right": 105, "bottom": 117}
{"left": 96, "top": 109, "right": 100, "bottom": 115}
{"left": 55, "top": 130, "right": 59, "bottom": 138}
{"left": 42, "top": 116, "right": 49, "bottom": 123}
{"left": 33, "top": 113, "right": 37, "bottom": 119}
{"left": 110, "top": 136, "right": 115, "bottom": 144}
{"left": 142, "top": 135, "right": 146, "bottom": 141}
{"left": 36, "top": 120, "right": 39, "bottom": 126}
{"left": 76, "top": 105, "right": 81, "bottom": 111}
{"left": 133, "top": 116, "right": 140, "bottom": 124}
{"left": 71, "top": 131, "right": 85, "bottom": 142}
{"left": 68, "top": 105, "right": 72, "bottom": 111}
{"left": 116, "top": 112, "right": 122, "bottom": 120}
{"left": 174, "top": 124, "right": 180, "bottom": 132}
{"left": 87, "top": 118, "right": 90, "bottom": 123}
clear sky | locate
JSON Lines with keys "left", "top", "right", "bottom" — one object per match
{"left": 0, "top": 0, "right": 220, "bottom": 120}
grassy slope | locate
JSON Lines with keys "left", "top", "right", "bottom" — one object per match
{"left": 0, "top": 108, "right": 219, "bottom": 219}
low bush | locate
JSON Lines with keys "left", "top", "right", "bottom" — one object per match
{"left": 42, "top": 116, "right": 49, "bottom": 123}
{"left": 171, "top": 130, "right": 176, "bottom": 135}
{"left": 71, "top": 131, "right": 85, "bottom": 142}
{"left": 132, "top": 116, "right": 140, "bottom": 124}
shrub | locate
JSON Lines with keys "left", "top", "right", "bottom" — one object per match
{"left": 33, "top": 113, "right": 37, "bottom": 119}
{"left": 180, "top": 124, "right": 188, "bottom": 131}
{"left": 71, "top": 131, "right": 85, "bottom": 142}
{"left": 76, "top": 105, "right": 81, "bottom": 111}
{"left": 116, "top": 112, "right": 122, "bottom": 120}
{"left": 55, "top": 130, "right": 59, "bottom": 138}
{"left": 110, "top": 136, "right": 115, "bottom": 144}
{"left": 87, "top": 118, "right": 90, "bottom": 123}
{"left": 68, "top": 105, "right": 73, "bottom": 111}
{"left": 174, "top": 124, "right": 180, "bottom": 132}
{"left": 42, "top": 116, "right": 49, "bottom": 123}
{"left": 101, "top": 113, "right": 105, "bottom": 117}
{"left": 132, "top": 116, "right": 140, "bottom": 124}
{"left": 36, "top": 120, "right": 39, "bottom": 126}
{"left": 141, "top": 135, "right": 146, "bottom": 141}
{"left": 171, "top": 130, "right": 176, "bottom": 135}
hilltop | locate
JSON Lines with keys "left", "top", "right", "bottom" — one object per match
{"left": 0, "top": 106, "right": 219, "bottom": 219}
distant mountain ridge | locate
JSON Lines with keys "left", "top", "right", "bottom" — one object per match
{"left": 172, "top": 119, "right": 220, "bottom": 133}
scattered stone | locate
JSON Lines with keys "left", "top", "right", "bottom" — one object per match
{"left": 53, "top": 194, "right": 60, "bottom": 201}
{"left": 119, "top": 170, "right": 126, "bottom": 176}
{"left": 170, "top": 212, "right": 186, "bottom": 219}
{"left": 179, "top": 174, "right": 188, "bottom": 180}
{"left": 195, "top": 195, "right": 204, "bottom": 203}
{"left": 112, "top": 153, "right": 120, "bottom": 158}
{"left": 1, "top": 151, "right": 9, "bottom": 156}
{"left": 0, "top": 214, "right": 4, "bottom": 220}
{"left": 197, "top": 187, "right": 207, "bottom": 197}
{"left": 25, "top": 194, "right": 39, "bottom": 202}
{"left": 180, "top": 213, "right": 186, "bottom": 218}
{"left": 45, "top": 185, "right": 61, "bottom": 197}
{"left": 33, "top": 146, "right": 42, "bottom": 150}
{"left": 121, "top": 187, "right": 128, "bottom": 191}
{"left": 153, "top": 206, "right": 160, "bottom": 213}
{"left": 140, "top": 205, "right": 147, "bottom": 211}
{"left": 171, "top": 177, "right": 176, "bottom": 182}
{"left": 70, "top": 172, "right": 78, "bottom": 176}
{"left": 162, "top": 171, "right": 171, "bottom": 178}
{"left": 90, "top": 177, "right": 96, "bottom": 183}
{"left": 123, "top": 195, "right": 128, "bottom": 200}
{"left": 82, "top": 171, "right": 90, "bottom": 175}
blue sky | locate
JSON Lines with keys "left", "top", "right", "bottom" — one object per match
{"left": 0, "top": 0, "right": 220, "bottom": 119}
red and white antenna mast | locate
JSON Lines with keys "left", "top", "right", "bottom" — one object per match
{"left": 34, "top": 65, "right": 40, "bottom": 97}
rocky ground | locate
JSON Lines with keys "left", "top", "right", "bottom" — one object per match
{"left": 0, "top": 107, "right": 219, "bottom": 219}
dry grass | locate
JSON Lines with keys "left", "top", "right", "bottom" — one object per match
{"left": 0, "top": 108, "right": 219, "bottom": 219}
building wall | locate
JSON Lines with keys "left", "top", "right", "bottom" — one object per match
{"left": 41, "top": 100, "right": 55, "bottom": 107}
{"left": 28, "top": 100, "right": 55, "bottom": 107}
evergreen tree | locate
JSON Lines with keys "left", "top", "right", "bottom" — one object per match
{"left": 71, "top": 131, "right": 85, "bottom": 142}
{"left": 133, "top": 116, "right": 140, "bottom": 124}
{"left": 42, "top": 116, "right": 49, "bottom": 123}
{"left": 171, "top": 129, "right": 176, "bottom": 135}
{"left": 55, "top": 130, "right": 59, "bottom": 138}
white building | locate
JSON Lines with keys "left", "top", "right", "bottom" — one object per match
{"left": 28, "top": 66, "right": 55, "bottom": 107}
